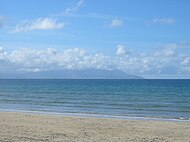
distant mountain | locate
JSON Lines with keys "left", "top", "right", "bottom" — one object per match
{"left": 0, "top": 69, "right": 143, "bottom": 79}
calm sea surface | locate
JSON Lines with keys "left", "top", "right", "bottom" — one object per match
{"left": 0, "top": 79, "right": 190, "bottom": 120}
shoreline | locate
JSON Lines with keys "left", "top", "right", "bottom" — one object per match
{"left": 0, "top": 111, "right": 190, "bottom": 142}
{"left": 0, "top": 109, "right": 190, "bottom": 122}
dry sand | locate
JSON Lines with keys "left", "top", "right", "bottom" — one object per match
{"left": 0, "top": 112, "right": 190, "bottom": 142}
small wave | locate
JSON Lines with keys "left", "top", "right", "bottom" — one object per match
{"left": 0, "top": 108, "right": 189, "bottom": 122}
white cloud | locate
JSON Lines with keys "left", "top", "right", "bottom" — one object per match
{"left": 11, "top": 0, "right": 84, "bottom": 33}
{"left": 181, "top": 57, "right": 190, "bottom": 65}
{"left": 12, "top": 18, "right": 64, "bottom": 33}
{"left": 116, "top": 45, "right": 126, "bottom": 56}
{"left": 4, "top": 47, "right": 112, "bottom": 72}
{"left": 0, "top": 47, "right": 7, "bottom": 60}
{"left": 64, "top": 0, "right": 84, "bottom": 16}
{"left": 116, "top": 43, "right": 190, "bottom": 75}
{"left": 154, "top": 43, "right": 177, "bottom": 57}
{"left": 110, "top": 18, "right": 123, "bottom": 28}
{"left": 0, "top": 42, "right": 190, "bottom": 77}
{"left": 153, "top": 18, "right": 175, "bottom": 24}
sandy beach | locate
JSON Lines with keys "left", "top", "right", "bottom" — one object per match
{"left": 0, "top": 112, "right": 189, "bottom": 142}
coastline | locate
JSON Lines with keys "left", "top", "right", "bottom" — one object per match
{"left": 0, "top": 111, "right": 190, "bottom": 142}
{"left": 0, "top": 108, "right": 190, "bottom": 122}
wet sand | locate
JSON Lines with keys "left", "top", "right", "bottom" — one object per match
{"left": 0, "top": 112, "right": 190, "bottom": 142}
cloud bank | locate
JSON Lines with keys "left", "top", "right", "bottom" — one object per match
{"left": 0, "top": 43, "right": 190, "bottom": 77}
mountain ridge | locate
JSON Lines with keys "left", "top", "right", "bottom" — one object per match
{"left": 0, "top": 69, "right": 143, "bottom": 79}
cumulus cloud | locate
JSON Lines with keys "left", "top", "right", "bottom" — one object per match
{"left": 116, "top": 45, "right": 126, "bottom": 56}
{"left": 115, "top": 42, "right": 190, "bottom": 76}
{"left": 181, "top": 57, "right": 190, "bottom": 65}
{"left": 110, "top": 18, "right": 123, "bottom": 28}
{"left": 154, "top": 43, "right": 177, "bottom": 57}
{"left": 0, "top": 42, "right": 190, "bottom": 77}
{"left": 0, "top": 47, "right": 7, "bottom": 60}
{"left": 12, "top": 18, "right": 64, "bottom": 33}
{"left": 153, "top": 18, "right": 175, "bottom": 24}
{"left": 0, "top": 47, "right": 113, "bottom": 72}
{"left": 11, "top": 0, "right": 84, "bottom": 33}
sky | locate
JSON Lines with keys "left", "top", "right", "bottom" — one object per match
{"left": 0, "top": 0, "right": 190, "bottom": 78}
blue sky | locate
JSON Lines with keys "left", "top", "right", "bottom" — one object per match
{"left": 0, "top": 0, "right": 190, "bottom": 78}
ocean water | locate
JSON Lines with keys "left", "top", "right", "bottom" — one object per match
{"left": 0, "top": 79, "right": 190, "bottom": 120}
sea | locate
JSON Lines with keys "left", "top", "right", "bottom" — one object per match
{"left": 0, "top": 79, "right": 189, "bottom": 121}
